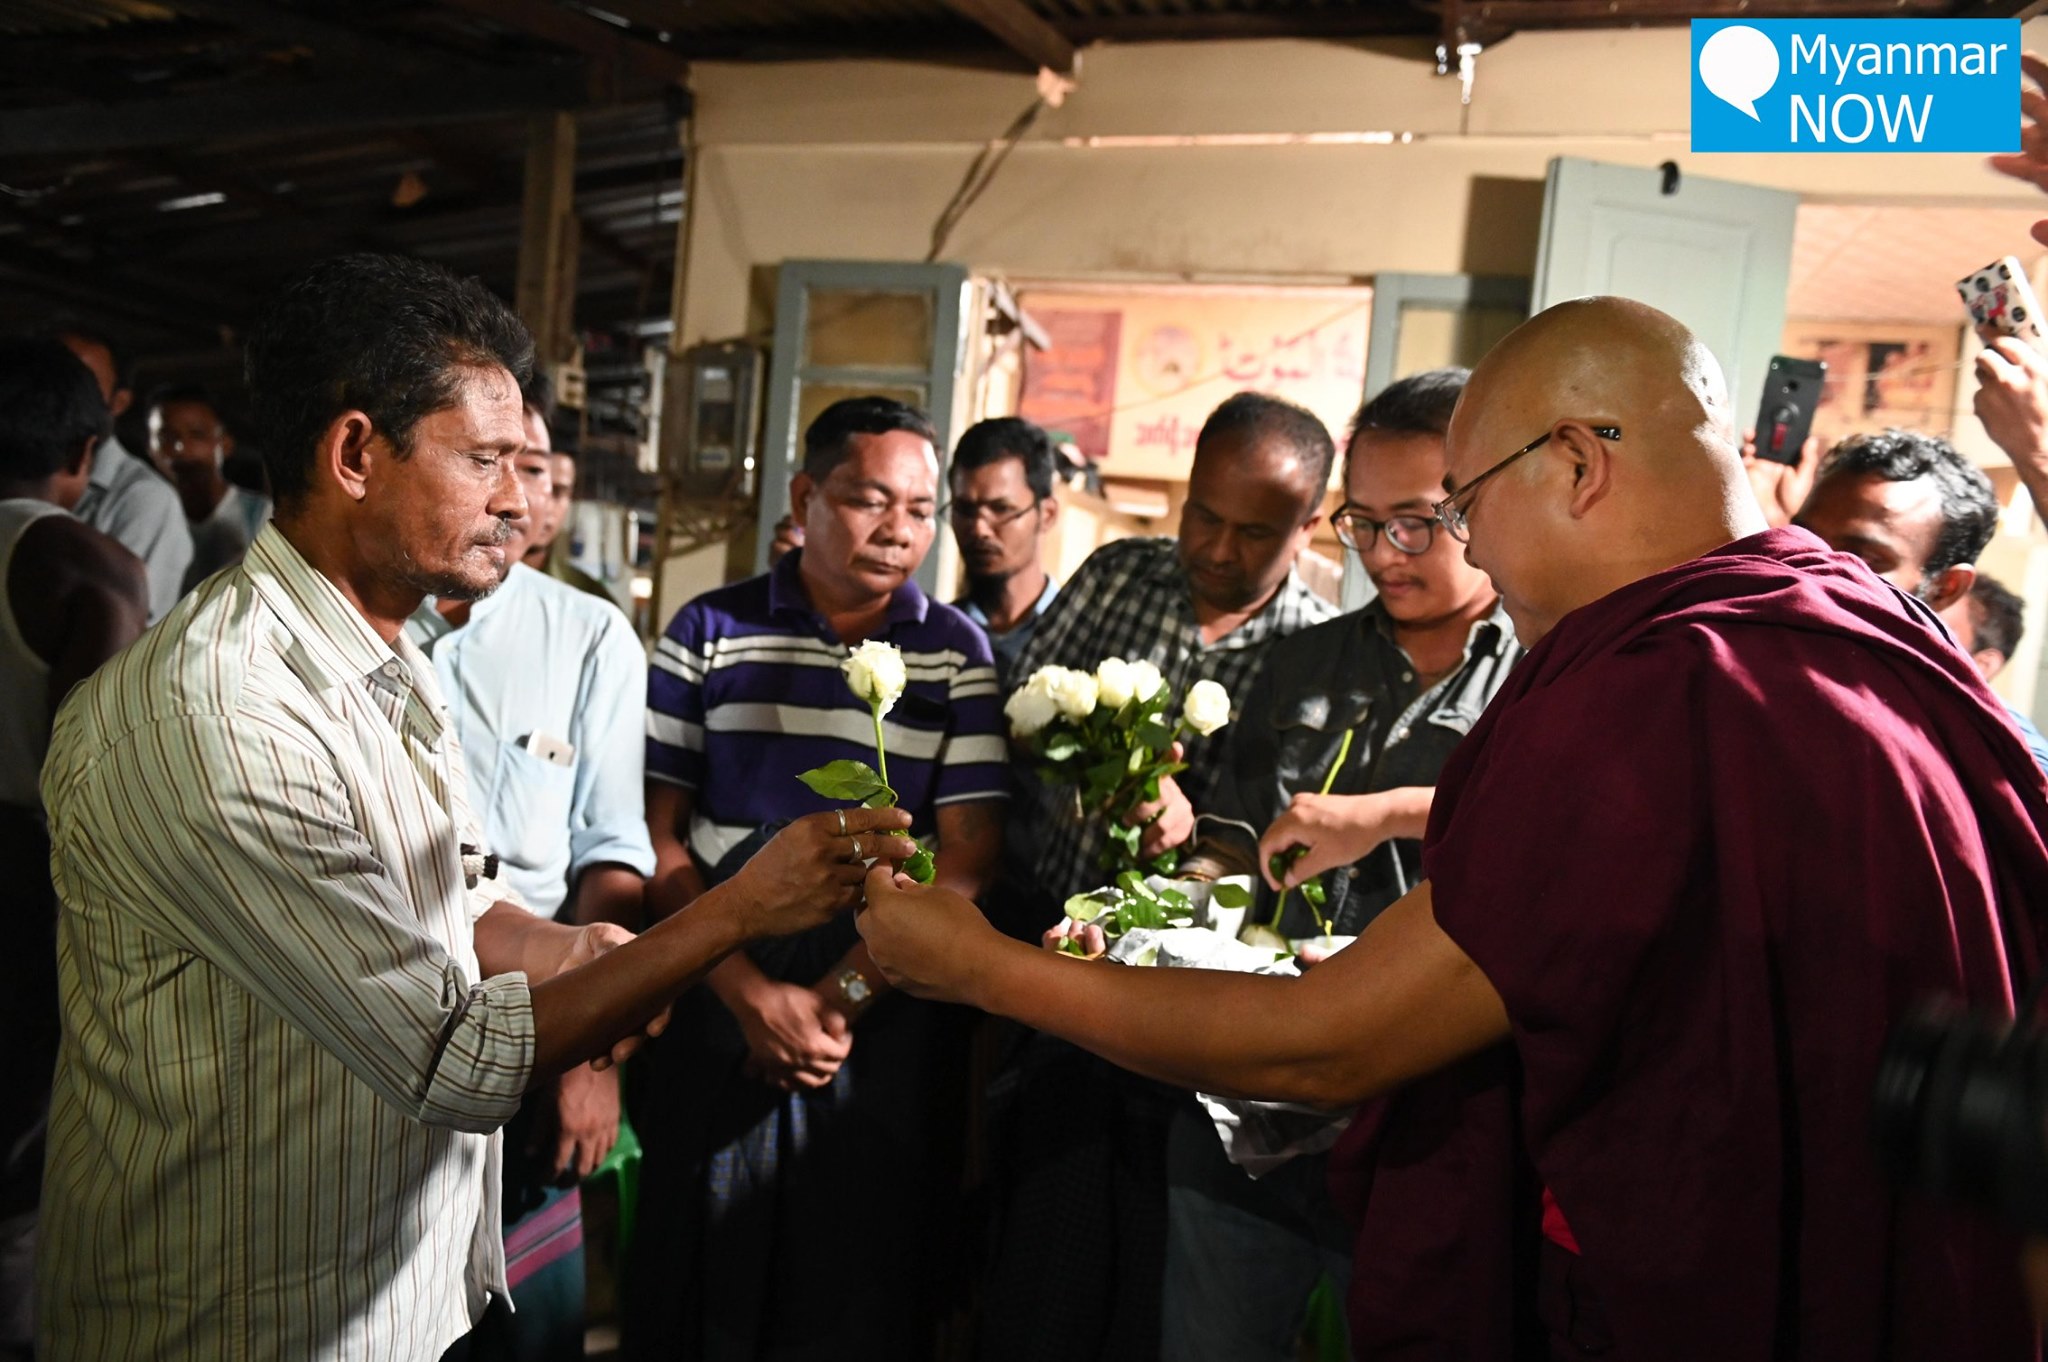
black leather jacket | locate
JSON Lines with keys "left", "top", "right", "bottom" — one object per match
{"left": 1203, "top": 599, "right": 1523, "bottom": 937}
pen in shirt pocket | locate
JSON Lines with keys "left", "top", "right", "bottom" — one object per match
{"left": 521, "top": 732, "right": 577, "bottom": 768}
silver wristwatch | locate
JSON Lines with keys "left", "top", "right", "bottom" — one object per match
{"left": 836, "top": 968, "right": 873, "bottom": 1009}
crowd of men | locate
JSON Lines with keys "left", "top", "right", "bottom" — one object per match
{"left": 8, "top": 118, "right": 2048, "bottom": 1362}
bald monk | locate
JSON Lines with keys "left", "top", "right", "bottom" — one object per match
{"left": 858, "top": 297, "right": 2048, "bottom": 1360}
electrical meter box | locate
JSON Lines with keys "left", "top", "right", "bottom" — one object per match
{"left": 665, "top": 341, "right": 762, "bottom": 498}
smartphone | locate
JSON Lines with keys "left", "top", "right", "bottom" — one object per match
{"left": 1753, "top": 355, "right": 1826, "bottom": 466}
{"left": 1957, "top": 256, "right": 2046, "bottom": 345}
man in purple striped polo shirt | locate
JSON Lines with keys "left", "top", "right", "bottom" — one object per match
{"left": 629, "top": 396, "right": 1006, "bottom": 1360}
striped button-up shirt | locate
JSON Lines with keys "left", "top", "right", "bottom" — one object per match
{"left": 38, "top": 524, "right": 535, "bottom": 1361}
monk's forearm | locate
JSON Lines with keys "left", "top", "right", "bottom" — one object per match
{"left": 955, "top": 883, "right": 1510, "bottom": 1108}
{"left": 964, "top": 939, "right": 1371, "bottom": 1106}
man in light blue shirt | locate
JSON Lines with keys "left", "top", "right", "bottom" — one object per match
{"left": 407, "top": 390, "right": 654, "bottom": 1362}
{"left": 411, "top": 561, "right": 653, "bottom": 918}
{"left": 56, "top": 330, "right": 192, "bottom": 624}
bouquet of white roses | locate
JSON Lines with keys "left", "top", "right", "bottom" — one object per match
{"left": 1005, "top": 656, "right": 1233, "bottom": 877}
{"left": 797, "top": 640, "right": 936, "bottom": 882}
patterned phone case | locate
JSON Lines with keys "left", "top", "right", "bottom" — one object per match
{"left": 1958, "top": 256, "right": 2046, "bottom": 344}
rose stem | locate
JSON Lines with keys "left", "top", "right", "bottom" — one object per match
{"left": 1270, "top": 726, "right": 1354, "bottom": 933}
{"left": 872, "top": 701, "right": 891, "bottom": 792}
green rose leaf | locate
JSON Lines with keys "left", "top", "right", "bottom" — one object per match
{"left": 1120, "top": 892, "right": 1168, "bottom": 930}
{"left": 1084, "top": 754, "right": 1127, "bottom": 805}
{"left": 1300, "top": 878, "right": 1327, "bottom": 909}
{"left": 1043, "top": 734, "right": 1083, "bottom": 763}
{"left": 1210, "top": 882, "right": 1253, "bottom": 909}
{"left": 798, "top": 760, "right": 891, "bottom": 804}
{"left": 1064, "top": 892, "right": 1112, "bottom": 922}
{"left": 1135, "top": 716, "right": 1176, "bottom": 752}
{"left": 903, "top": 846, "right": 936, "bottom": 883}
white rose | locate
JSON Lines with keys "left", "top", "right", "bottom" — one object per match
{"left": 1183, "top": 679, "right": 1232, "bottom": 737}
{"left": 1005, "top": 673, "right": 1060, "bottom": 738}
{"left": 842, "top": 640, "right": 908, "bottom": 716}
{"left": 1044, "top": 666, "right": 1100, "bottom": 720}
{"left": 1128, "top": 659, "right": 1165, "bottom": 702}
{"left": 1094, "top": 657, "right": 1136, "bottom": 710}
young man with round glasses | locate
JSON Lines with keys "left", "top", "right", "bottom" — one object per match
{"left": 1153, "top": 366, "right": 1523, "bottom": 1362}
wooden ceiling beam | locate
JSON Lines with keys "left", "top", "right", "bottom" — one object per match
{"left": 169, "top": 0, "right": 498, "bottom": 75}
{"left": 1461, "top": 0, "right": 1946, "bottom": 24}
{"left": 940, "top": 0, "right": 1076, "bottom": 74}
{"left": 0, "top": 67, "right": 586, "bottom": 158}
{"left": 1059, "top": 9, "right": 1435, "bottom": 42}
{"left": 398, "top": 129, "right": 670, "bottom": 281}
{"left": 0, "top": 237, "right": 235, "bottom": 345}
{"left": 144, "top": 149, "right": 411, "bottom": 263}
{"left": 437, "top": 0, "right": 691, "bottom": 87}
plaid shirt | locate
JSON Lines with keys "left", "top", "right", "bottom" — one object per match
{"left": 1011, "top": 536, "right": 1338, "bottom": 906}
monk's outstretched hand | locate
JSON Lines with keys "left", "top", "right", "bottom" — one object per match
{"left": 856, "top": 864, "right": 1000, "bottom": 1005}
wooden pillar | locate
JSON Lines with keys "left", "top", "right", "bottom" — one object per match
{"left": 516, "top": 111, "right": 578, "bottom": 367}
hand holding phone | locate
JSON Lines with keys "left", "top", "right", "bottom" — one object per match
{"left": 1958, "top": 256, "right": 2046, "bottom": 346}
{"left": 1753, "top": 355, "right": 1826, "bottom": 467}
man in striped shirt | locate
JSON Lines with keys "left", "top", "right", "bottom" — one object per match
{"left": 35, "top": 254, "right": 915, "bottom": 1362}
{"left": 631, "top": 396, "right": 1006, "bottom": 1359}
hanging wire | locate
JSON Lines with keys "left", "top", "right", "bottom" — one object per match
{"left": 926, "top": 95, "right": 1047, "bottom": 263}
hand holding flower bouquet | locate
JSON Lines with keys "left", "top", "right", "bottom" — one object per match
{"left": 1006, "top": 656, "right": 1233, "bottom": 877}
{"left": 797, "top": 640, "right": 936, "bottom": 882}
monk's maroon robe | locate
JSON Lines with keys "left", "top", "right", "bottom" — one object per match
{"left": 1335, "top": 528, "right": 2048, "bottom": 1360}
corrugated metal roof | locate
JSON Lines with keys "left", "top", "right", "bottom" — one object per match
{"left": 0, "top": 0, "right": 174, "bottom": 37}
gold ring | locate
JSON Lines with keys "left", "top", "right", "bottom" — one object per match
{"left": 836, "top": 809, "right": 848, "bottom": 835}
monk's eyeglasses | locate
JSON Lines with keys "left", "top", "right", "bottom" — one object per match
{"left": 1432, "top": 425, "right": 1622, "bottom": 543}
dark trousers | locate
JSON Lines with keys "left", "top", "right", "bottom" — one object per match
{"left": 0, "top": 806, "right": 56, "bottom": 1354}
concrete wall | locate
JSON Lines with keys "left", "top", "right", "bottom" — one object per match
{"left": 676, "top": 26, "right": 2048, "bottom": 348}
{"left": 665, "top": 27, "right": 2048, "bottom": 714}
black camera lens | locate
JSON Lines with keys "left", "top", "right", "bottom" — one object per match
{"left": 1872, "top": 1004, "right": 2048, "bottom": 1237}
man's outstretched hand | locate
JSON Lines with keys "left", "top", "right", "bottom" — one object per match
{"left": 726, "top": 806, "right": 916, "bottom": 940}
{"left": 552, "top": 921, "right": 668, "bottom": 1072}
{"left": 855, "top": 864, "right": 1002, "bottom": 1005}
{"left": 1975, "top": 335, "right": 2048, "bottom": 504}
{"left": 1991, "top": 52, "right": 2048, "bottom": 246}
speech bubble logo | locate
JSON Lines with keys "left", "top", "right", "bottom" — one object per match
{"left": 1698, "top": 25, "right": 1780, "bottom": 121}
